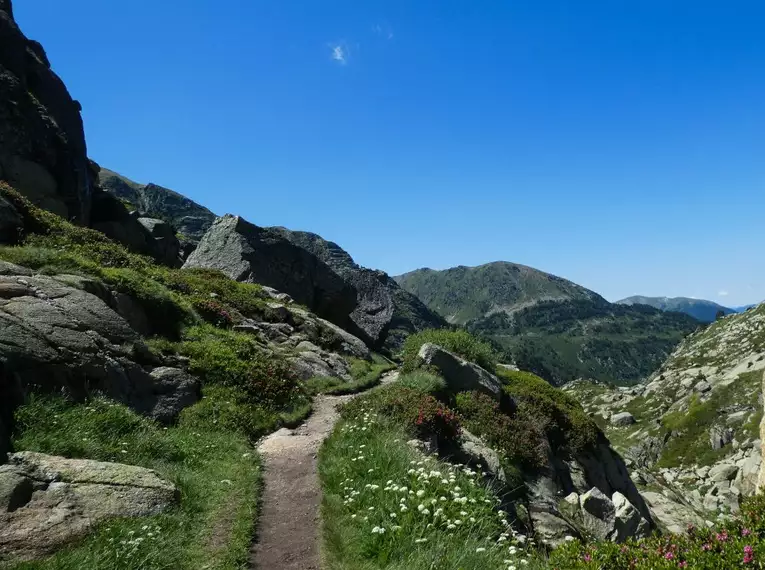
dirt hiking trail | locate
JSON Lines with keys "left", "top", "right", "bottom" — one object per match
{"left": 250, "top": 370, "right": 399, "bottom": 570}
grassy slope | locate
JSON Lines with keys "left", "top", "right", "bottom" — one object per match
{"left": 0, "top": 183, "right": 316, "bottom": 568}
{"left": 8, "top": 393, "right": 259, "bottom": 570}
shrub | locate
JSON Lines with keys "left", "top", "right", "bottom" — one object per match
{"left": 549, "top": 494, "right": 765, "bottom": 569}
{"left": 189, "top": 296, "right": 234, "bottom": 327}
{"left": 401, "top": 329, "right": 497, "bottom": 372}
{"left": 454, "top": 391, "right": 548, "bottom": 469}
{"left": 498, "top": 368, "right": 601, "bottom": 455}
{"left": 396, "top": 371, "right": 448, "bottom": 396}
{"left": 180, "top": 325, "right": 301, "bottom": 408}
{"left": 342, "top": 385, "right": 461, "bottom": 442}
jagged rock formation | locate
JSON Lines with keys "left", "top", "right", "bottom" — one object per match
{"left": 99, "top": 168, "right": 216, "bottom": 248}
{"left": 269, "top": 228, "right": 446, "bottom": 349}
{"left": 0, "top": 0, "right": 92, "bottom": 223}
{"left": 0, "top": 451, "right": 177, "bottom": 561}
{"left": 89, "top": 186, "right": 182, "bottom": 267}
{"left": 186, "top": 215, "right": 445, "bottom": 350}
{"left": 184, "top": 215, "right": 359, "bottom": 334}
{"left": 0, "top": 261, "right": 200, "bottom": 456}
{"left": 565, "top": 303, "right": 765, "bottom": 531}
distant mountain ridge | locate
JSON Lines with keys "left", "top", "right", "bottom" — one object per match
{"left": 616, "top": 295, "right": 735, "bottom": 323}
{"left": 396, "top": 262, "right": 700, "bottom": 386}
{"left": 394, "top": 262, "right": 602, "bottom": 324}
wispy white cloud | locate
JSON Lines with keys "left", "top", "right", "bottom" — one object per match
{"left": 718, "top": 290, "right": 729, "bottom": 297}
{"left": 373, "top": 23, "right": 393, "bottom": 40}
{"left": 330, "top": 44, "right": 347, "bottom": 64}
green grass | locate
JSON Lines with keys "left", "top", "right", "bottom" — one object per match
{"left": 305, "top": 357, "right": 394, "bottom": 396}
{"left": 319, "top": 414, "right": 545, "bottom": 570}
{"left": 401, "top": 328, "right": 498, "bottom": 373}
{"left": 656, "top": 370, "right": 763, "bottom": 468}
{"left": 7, "top": 393, "right": 261, "bottom": 570}
{"left": 0, "top": 184, "right": 272, "bottom": 338}
{"left": 395, "top": 371, "right": 447, "bottom": 396}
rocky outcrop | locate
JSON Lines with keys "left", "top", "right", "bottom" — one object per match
{"left": 0, "top": 1, "right": 91, "bottom": 223}
{"left": 565, "top": 304, "right": 765, "bottom": 531}
{"left": 99, "top": 169, "right": 216, "bottom": 246}
{"left": 0, "top": 451, "right": 177, "bottom": 561}
{"left": 89, "top": 188, "right": 182, "bottom": 267}
{"left": 270, "top": 227, "right": 446, "bottom": 349}
{"left": 417, "top": 343, "right": 503, "bottom": 400}
{"left": 184, "top": 215, "right": 360, "bottom": 339}
{"left": 0, "top": 262, "right": 200, "bottom": 456}
{"left": 757, "top": 370, "right": 765, "bottom": 491}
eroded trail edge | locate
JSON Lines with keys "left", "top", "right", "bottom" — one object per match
{"left": 250, "top": 371, "right": 398, "bottom": 570}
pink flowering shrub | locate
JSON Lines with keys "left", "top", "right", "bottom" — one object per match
{"left": 549, "top": 494, "right": 765, "bottom": 569}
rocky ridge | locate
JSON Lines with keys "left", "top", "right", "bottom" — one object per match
{"left": 563, "top": 304, "right": 765, "bottom": 531}
{"left": 0, "top": 0, "right": 92, "bottom": 223}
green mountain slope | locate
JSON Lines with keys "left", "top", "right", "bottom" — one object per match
{"left": 396, "top": 262, "right": 700, "bottom": 386}
{"left": 394, "top": 262, "right": 602, "bottom": 324}
{"left": 616, "top": 295, "right": 735, "bottom": 323}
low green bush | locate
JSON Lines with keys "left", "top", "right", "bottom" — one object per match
{"left": 549, "top": 493, "right": 765, "bottom": 569}
{"left": 341, "top": 385, "right": 461, "bottom": 442}
{"left": 396, "top": 371, "right": 447, "bottom": 396}
{"left": 454, "top": 391, "right": 548, "bottom": 469}
{"left": 401, "top": 329, "right": 497, "bottom": 373}
{"left": 498, "top": 368, "right": 601, "bottom": 456}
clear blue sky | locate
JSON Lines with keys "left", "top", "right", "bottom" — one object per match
{"left": 15, "top": 0, "right": 765, "bottom": 306}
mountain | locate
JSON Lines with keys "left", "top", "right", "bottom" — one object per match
{"left": 564, "top": 301, "right": 765, "bottom": 529}
{"left": 99, "top": 168, "right": 216, "bottom": 246}
{"left": 394, "top": 262, "right": 603, "bottom": 324}
{"left": 733, "top": 304, "right": 759, "bottom": 312}
{"left": 616, "top": 295, "right": 735, "bottom": 323}
{"left": 396, "top": 262, "right": 700, "bottom": 386}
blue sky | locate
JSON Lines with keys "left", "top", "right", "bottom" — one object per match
{"left": 15, "top": 1, "right": 765, "bottom": 306}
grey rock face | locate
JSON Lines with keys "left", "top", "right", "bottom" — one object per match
{"left": 0, "top": 194, "right": 22, "bottom": 242}
{"left": 137, "top": 217, "right": 181, "bottom": 266}
{"left": 710, "top": 425, "right": 735, "bottom": 450}
{"left": 580, "top": 488, "right": 616, "bottom": 540}
{"left": 417, "top": 343, "right": 503, "bottom": 400}
{"left": 641, "top": 491, "right": 706, "bottom": 534}
{"left": 0, "top": 268, "right": 200, "bottom": 455}
{"left": 457, "top": 429, "right": 505, "bottom": 481}
{"left": 0, "top": 451, "right": 177, "bottom": 561}
{"left": 0, "top": 1, "right": 92, "bottom": 223}
{"left": 185, "top": 215, "right": 359, "bottom": 337}
{"left": 610, "top": 412, "right": 635, "bottom": 427}
{"left": 89, "top": 189, "right": 182, "bottom": 267}
{"left": 98, "top": 170, "right": 217, "bottom": 245}
{"left": 266, "top": 227, "right": 446, "bottom": 349}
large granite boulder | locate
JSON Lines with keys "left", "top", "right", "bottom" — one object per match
{"left": 184, "top": 215, "right": 359, "bottom": 338}
{"left": 417, "top": 343, "right": 503, "bottom": 400}
{"left": 269, "top": 227, "right": 446, "bottom": 349}
{"left": 0, "top": 263, "right": 200, "bottom": 456}
{"left": 0, "top": 1, "right": 92, "bottom": 223}
{"left": 0, "top": 451, "right": 177, "bottom": 561}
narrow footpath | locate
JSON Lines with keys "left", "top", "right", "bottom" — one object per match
{"left": 250, "top": 370, "right": 399, "bottom": 570}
